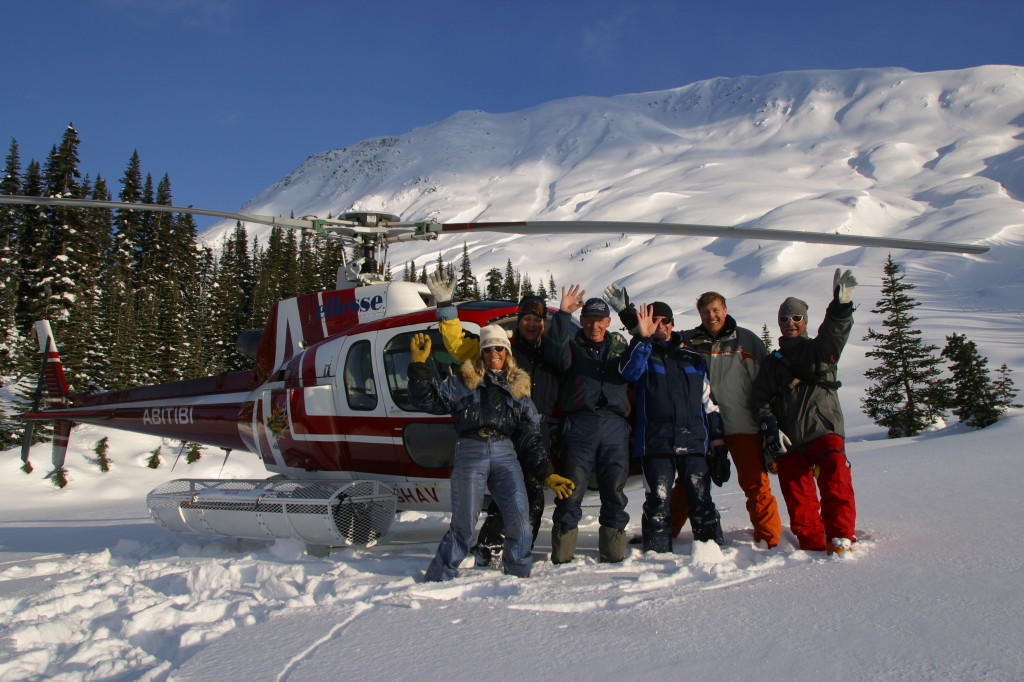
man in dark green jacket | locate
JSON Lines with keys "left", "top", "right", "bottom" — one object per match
{"left": 749, "top": 269, "right": 858, "bottom": 557}
{"left": 544, "top": 284, "right": 634, "bottom": 564}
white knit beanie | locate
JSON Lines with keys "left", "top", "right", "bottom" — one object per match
{"left": 478, "top": 325, "right": 512, "bottom": 353}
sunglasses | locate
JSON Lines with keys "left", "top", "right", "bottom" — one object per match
{"left": 779, "top": 315, "right": 804, "bottom": 323}
{"left": 482, "top": 346, "right": 507, "bottom": 355}
{"left": 518, "top": 299, "right": 546, "bottom": 318}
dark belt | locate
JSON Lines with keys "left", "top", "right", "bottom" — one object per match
{"left": 460, "top": 427, "right": 508, "bottom": 442}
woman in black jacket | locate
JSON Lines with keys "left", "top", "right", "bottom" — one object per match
{"left": 407, "top": 325, "right": 573, "bottom": 581}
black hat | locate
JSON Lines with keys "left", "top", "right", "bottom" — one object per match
{"left": 651, "top": 301, "right": 674, "bottom": 323}
{"left": 581, "top": 298, "right": 611, "bottom": 318}
{"left": 517, "top": 295, "right": 547, "bottom": 320}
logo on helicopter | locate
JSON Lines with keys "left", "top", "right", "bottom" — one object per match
{"left": 266, "top": 406, "right": 288, "bottom": 437}
{"left": 317, "top": 294, "right": 384, "bottom": 320}
{"left": 142, "top": 407, "right": 194, "bottom": 426}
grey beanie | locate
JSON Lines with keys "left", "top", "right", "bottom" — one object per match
{"left": 778, "top": 297, "right": 809, "bottom": 318}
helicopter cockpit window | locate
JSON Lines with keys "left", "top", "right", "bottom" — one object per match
{"left": 384, "top": 330, "right": 459, "bottom": 412}
{"left": 343, "top": 340, "right": 378, "bottom": 411}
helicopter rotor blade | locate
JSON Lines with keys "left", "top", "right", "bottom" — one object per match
{"left": 1, "top": 195, "right": 988, "bottom": 254}
{"left": 435, "top": 220, "right": 989, "bottom": 255}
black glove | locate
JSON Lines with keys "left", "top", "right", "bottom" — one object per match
{"left": 759, "top": 415, "right": 783, "bottom": 475}
{"left": 707, "top": 443, "right": 731, "bottom": 487}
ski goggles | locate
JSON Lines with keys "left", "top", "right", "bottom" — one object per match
{"left": 779, "top": 315, "right": 804, "bottom": 323}
{"left": 517, "top": 299, "right": 547, "bottom": 318}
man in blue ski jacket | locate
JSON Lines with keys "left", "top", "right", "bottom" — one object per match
{"left": 619, "top": 301, "right": 726, "bottom": 552}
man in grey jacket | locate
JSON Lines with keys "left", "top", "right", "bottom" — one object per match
{"left": 749, "top": 269, "right": 858, "bottom": 557}
{"left": 680, "top": 292, "right": 783, "bottom": 548}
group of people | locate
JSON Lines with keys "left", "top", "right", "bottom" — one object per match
{"left": 406, "top": 268, "right": 860, "bottom": 581}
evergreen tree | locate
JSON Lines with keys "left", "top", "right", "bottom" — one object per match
{"left": 548, "top": 273, "right": 557, "bottom": 299}
{"left": 209, "top": 224, "right": 254, "bottom": 371}
{"left": 861, "top": 255, "right": 946, "bottom": 438}
{"left": 146, "top": 445, "right": 162, "bottom": 469}
{"left": 761, "top": 324, "right": 774, "bottom": 353}
{"left": 0, "top": 138, "right": 23, "bottom": 373}
{"left": 993, "top": 364, "right": 1022, "bottom": 413}
{"left": 940, "top": 333, "right": 1018, "bottom": 428}
{"left": 185, "top": 442, "right": 204, "bottom": 464}
{"left": 484, "top": 267, "right": 503, "bottom": 300}
{"left": 60, "top": 175, "right": 112, "bottom": 390}
{"left": 29, "top": 125, "right": 93, "bottom": 388}
{"left": 94, "top": 436, "right": 112, "bottom": 472}
{"left": 14, "top": 161, "right": 49, "bottom": 351}
{"left": 501, "top": 259, "right": 519, "bottom": 300}
{"left": 454, "top": 242, "right": 476, "bottom": 300}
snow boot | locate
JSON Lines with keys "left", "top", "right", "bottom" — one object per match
{"left": 598, "top": 526, "right": 628, "bottom": 563}
{"left": 472, "top": 542, "right": 502, "bottom": 568}
{"left": 551, "top": 527, "right": 578, "bottom": 564}
{"left": 827, "top": 537, "right": 854, "bottom": 558}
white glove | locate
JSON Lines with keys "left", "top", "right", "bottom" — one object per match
{"left": 427, "top": 270, "right": 455, "bottom": 304}
{"left": 833, "top": 268, "right": 857, "bottom": 305}
{"left": 427, "top": 270, "right": 457, "bottom": 320}
{"left": 603, "top": 283, "right": 630, "bottom": 313}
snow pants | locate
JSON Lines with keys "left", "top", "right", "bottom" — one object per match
{"left": 643, "top": 452, "right": 722, "bottom": 552}
{"left": 552, "top": 413, "right": 630, "bottom": 533}
{"left": 776, "top": 433, "right": 856, "bottom": 551}
{"left": 424, "top": 438, "right": 532, "bottom": 581}
{"left": 670, "top": 433, "right": 782, "bottom": 547}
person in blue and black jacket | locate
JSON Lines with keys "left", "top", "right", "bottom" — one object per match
{"left": 620, "top": 301, "right": 726, "bottom": 552}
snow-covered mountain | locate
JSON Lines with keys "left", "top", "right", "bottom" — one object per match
{"left": 203, "top": 66, "right": 1024, "bottom": 371}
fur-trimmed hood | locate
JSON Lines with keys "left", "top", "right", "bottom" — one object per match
{"left": 459, "top": 360, "right": 532, "bottom": 399}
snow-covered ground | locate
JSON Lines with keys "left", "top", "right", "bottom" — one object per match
{"left": 2, "top": 415, "right": 1023, "bottom": 681}
{"left": 3, "top": 65, "right": 1024, "bottom": 680}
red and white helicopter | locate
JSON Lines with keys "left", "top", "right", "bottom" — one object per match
{"left": 0, "top": 195, "right": 989, "bottom": 550}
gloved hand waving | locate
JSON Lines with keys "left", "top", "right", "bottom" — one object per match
{"left": 427, "top": 271, "right": 457, "bottom": 320}
{"left": 410, "top": 333, "right": 432, "bottom": 364}
{"left": 833, "top": 268, "right": 857, "bottom": 305}
{"left": 604, "top": 282, "right": 638, "bottom": 332}
{"left": 544, "top": 474, "right": 575, "bottom": 500}
{"left": 603, "top": 283, "right": 630, "bottom": 313}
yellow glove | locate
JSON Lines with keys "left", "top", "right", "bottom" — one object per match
{"left": 410, "top": 333, "right": 432, "bottom": 364}
{"left": 544, "top": 474, "right": 575, "bottom": 500}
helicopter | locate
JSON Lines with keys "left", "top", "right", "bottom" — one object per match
{"left": 0, "top": 194, "right": 990, "bottom": 550}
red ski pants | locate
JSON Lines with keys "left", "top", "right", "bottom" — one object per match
{"left": 776, "top": 433, "right": 856, "bottom": 551}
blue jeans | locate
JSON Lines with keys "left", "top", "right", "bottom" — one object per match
{"left": 642, "top": 452, "right": 722, "bottom": 551}
{"left": 552, "top": 413, "right": 631, "bottom": 532}
{"left": 425, "top": 438, "right": 532, "bottom": 581}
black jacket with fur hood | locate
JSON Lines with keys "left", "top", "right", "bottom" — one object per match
{"left": 408, "top": 360, "right": 554, "bottom": 480}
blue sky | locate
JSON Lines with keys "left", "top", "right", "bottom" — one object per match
{"left": 3, "top": 0, "right": 1021, "bottom": 228}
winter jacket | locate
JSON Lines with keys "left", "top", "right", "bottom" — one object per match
{"left": 438, "top": 317, "right": 559, "bottom": 422}
{"left": 543, "top": 310, "right": 631, "bottom": 418}
{"left": 407, "top": 360, "right": 554, "bottom": 481}
{"left": 749, "top": 301, "right": 853, "bottom": 450}
{"left": 619, "top": 331, "right": 725, "bottom": 457}
{"left": 683, "top": 316, "right": 766, "bottom": 435}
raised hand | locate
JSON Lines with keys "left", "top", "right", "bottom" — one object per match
{"left": 560, "top": 284, "right": 586, "bottom": 314}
